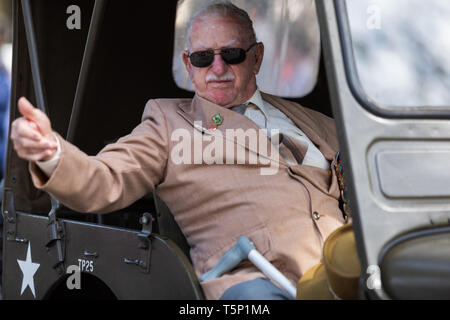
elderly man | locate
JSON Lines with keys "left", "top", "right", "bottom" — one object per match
{"left": 10, "top": 2, "right": 346, "bottom": 300}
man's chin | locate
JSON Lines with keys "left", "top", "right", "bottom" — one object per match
{"left": 206, "top": 90, "right": 236, "bottom": 107}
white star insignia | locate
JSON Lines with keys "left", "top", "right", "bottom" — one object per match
{"left": 17, "top": 242, "right": 40, "bottom": 298}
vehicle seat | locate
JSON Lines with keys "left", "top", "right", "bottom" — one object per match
{"left": 153, "top": 192, "right": 191, "bottom": 261}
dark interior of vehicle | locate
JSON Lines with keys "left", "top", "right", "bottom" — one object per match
{"left": 8, "top": 0, "right": 333, "bottom": 257}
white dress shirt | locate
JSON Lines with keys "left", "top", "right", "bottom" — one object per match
{"left": 244, "top": 90, "right": 330, "bottom": 170}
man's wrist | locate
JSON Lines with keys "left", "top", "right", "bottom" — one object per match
{"left": 36, "top": 133, "right": 61, "bottom": 177}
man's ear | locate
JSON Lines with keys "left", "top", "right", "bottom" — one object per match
{"left": 253, "top": 42, "right": 264, "bottom": 75}
{"left": 182, "top": 50, "right": 192, "bottom": 74}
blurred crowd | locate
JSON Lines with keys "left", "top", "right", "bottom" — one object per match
{"left": 0, "top": 11, "right": 10, "bottom": 189}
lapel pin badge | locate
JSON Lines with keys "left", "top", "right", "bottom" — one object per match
{"left": 212, "top": 113, "right": 223, "bottom": 128}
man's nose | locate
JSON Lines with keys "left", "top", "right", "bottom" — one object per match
{"left": 210, "top": 54, "right": 227, "bottom": 75}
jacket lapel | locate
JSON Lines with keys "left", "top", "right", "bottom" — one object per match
{"left": 261, "top": 92, "right": 338, "bottom": 162}
{"left": 177, "top": 94, "right": 285, "bottom": 166}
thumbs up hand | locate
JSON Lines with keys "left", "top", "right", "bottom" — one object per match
{"left": 10, "top": 97, "right": 58, "bottom": 162}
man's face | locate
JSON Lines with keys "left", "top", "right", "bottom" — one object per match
{"left": 183, "top": 15, "right": 264, "bottom": 107}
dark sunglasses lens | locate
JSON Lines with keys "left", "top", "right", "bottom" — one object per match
{"left": 221, "top": 48, "right": 246, "bottom": 64}
{"left": 190, "top": 50, "right": 214, "bottom": 67}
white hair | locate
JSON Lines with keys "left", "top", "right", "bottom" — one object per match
{"left": 186, "top": 1, "right": 257, "bottom": 51}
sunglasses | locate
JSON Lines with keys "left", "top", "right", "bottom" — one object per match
{"left": 188, "top": 42, "right": 258, "bottom": 68}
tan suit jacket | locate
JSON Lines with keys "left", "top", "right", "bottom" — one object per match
{"left": 30, "top": 92, "right": 346, "bottom": 300}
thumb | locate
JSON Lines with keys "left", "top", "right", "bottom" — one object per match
{"left": 18, "top": 97, "right": 53, "bottom": 136}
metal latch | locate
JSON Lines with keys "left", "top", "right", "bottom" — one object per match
{"left": 3, "top": 189, "right": 28, "bottom": 243}
{"left": 46, "top": 198, "right": 65, "bottom": 274}
{"left": 123, "top": 212, "right": 154, "bottom": 273}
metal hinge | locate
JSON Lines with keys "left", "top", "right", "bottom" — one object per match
{"left": 123, "top": 212, "right": 154, "bottom": 273}
{"left": 3, "top": 189, "right": 28, "bottom": 243}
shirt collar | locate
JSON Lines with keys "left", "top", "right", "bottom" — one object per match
{"left": 245, "top": 89, "right": 269, "bottom": 119}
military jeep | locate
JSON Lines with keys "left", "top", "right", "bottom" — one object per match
{"left": 1, "top": 0, "right": 450, "bottom": 300}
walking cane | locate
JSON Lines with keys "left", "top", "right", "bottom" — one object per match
{"left": 200, "top": 236, "right": 297, "bottom": 299}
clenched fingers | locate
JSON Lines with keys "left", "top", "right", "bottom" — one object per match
{"left": 15, "top": 148, "right": 55, "bottom": 162}
{"left": 11, "top": 118, "right": 57, "bottom": 144}
{"left": 11, "top": 117, "right": 58, "bottom": 162}
{"left": 13, "top": 136, "right": 56, "bottom": 150}
{"left": 11, "top": 117, "right": 40, "bottom": 139}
